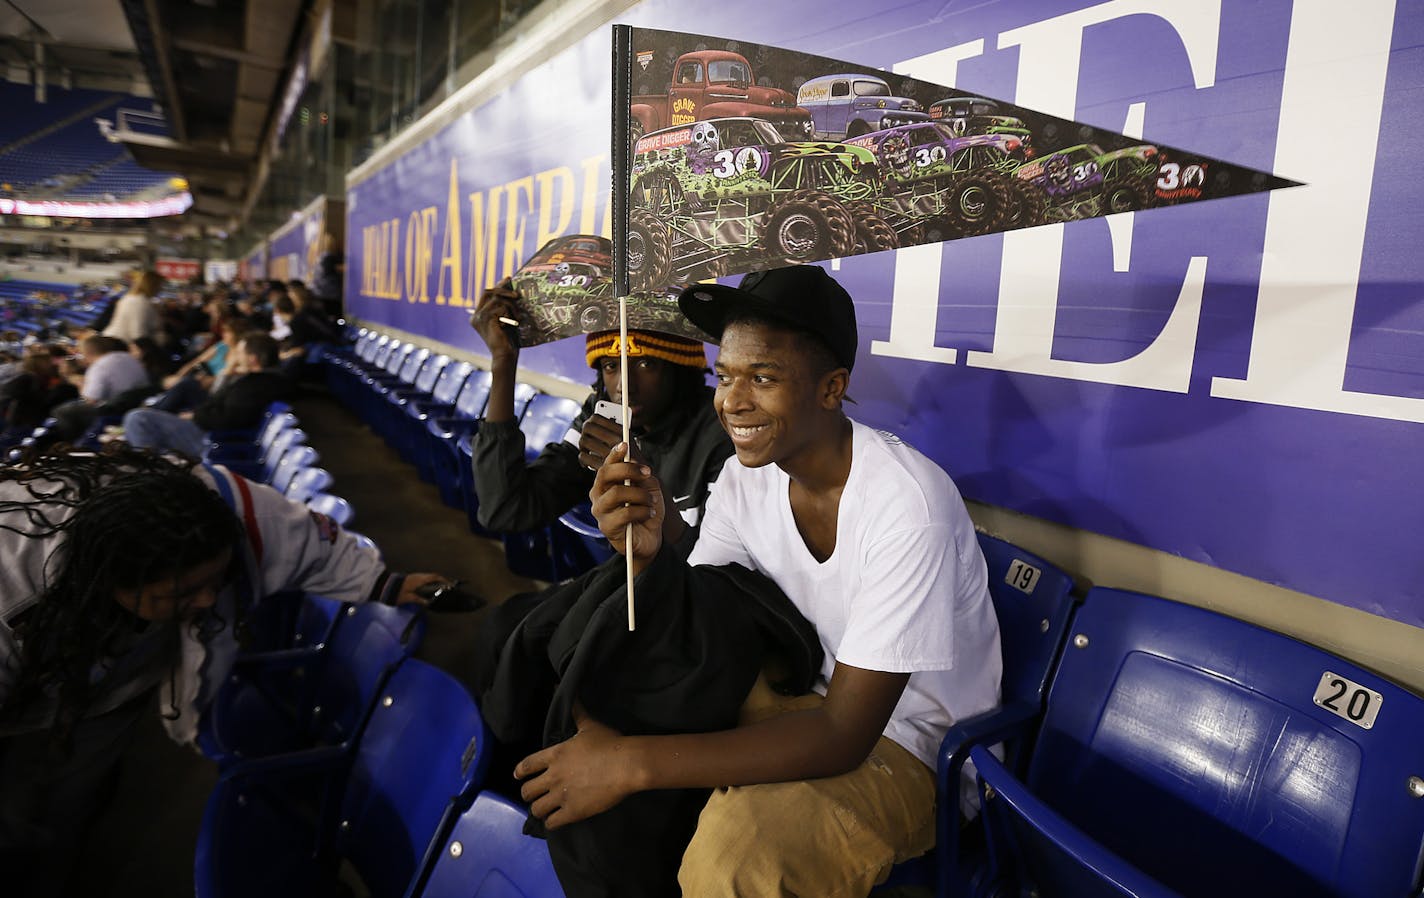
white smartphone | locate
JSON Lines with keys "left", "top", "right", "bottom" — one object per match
{"left": 565, "top": 399, "right": 628, "bottom": 448}
{"left": 593, "top": 399, "right": 627, "bottom": 426}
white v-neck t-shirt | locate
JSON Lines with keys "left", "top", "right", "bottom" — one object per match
{"left": 688, "top": 419, "right": 1002, "bottom": 770}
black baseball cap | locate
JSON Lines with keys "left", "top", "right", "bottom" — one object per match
{"left": 677, "top": 266, "right": 859, "bottom": 371}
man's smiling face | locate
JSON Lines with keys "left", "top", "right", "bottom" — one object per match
{"left": 713, "top": 321, "right": 829, "bottom": 470}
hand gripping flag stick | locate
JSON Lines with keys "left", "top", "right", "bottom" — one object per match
{"left": 619, "top": 294, "right": 636, "bottom": 631}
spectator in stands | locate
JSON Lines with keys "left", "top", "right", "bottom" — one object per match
{"left": 102, "top": 269, "right": 163, "bottom": 344}
{"left": 197, "top": 292, "right": 234, "bottom": 347}
{"left": 155, "top": 317, "right": 256, "bottom": 411}
{"left": 450, "top": 282, "right": 733, "bottom": 818}
{"left": 287, "top": 280, "right": 313, "bottom": 310}
{"left": 48, "top": 335, "right": 153, "bottom": 442}
{"left": 235, "top": 282, "right": 278, "bottom": 332}
{"left": 129, "top": 335, "right": 171, "bottom": 384}
{"left": 0, "top": 444, "right": 449, "bottom": 897}
{"left": 179, "top": 289, "right": 218, "bottom": 340}
{"left": 122, "top": 334, "right": 293, "bottom": 458}
{"left": 0, "top": 349, "right": 21, "bottom": 386}
{"left": 157, "top": 289, "right": 196, "bottom": 347}
{"left": 272, "top": 293, "right": 337, "bottom": 374}
{"left": 312, "top": 235, "right": 344, "bottom": 318}
{"left": 0, "top": 345, "right": 79, "bottom": 436}
{"left": 469, "top": 278, "right": 731, "bottom": 550}
{"left": 512, "top": 267, "right": 1002, "bottom": 896}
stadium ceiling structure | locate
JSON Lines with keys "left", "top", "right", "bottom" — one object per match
{"left": 1, "top": 0, "right": 310, "bottom": 229}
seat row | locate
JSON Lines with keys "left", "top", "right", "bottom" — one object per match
{"left": 203, "top": 400, "right": 371, "bottom": 548}
{"left": 194, "top": 576, "right": 562, "bottom": 897}
{"left": 190, "top": 524, "right": 1047, "bottom": 898}
{"left": 0, "top": 279, "right": 111, "bottom": 341}
{"left": 310, "top": 326, "right": 1424, "bottom": 897}
{"left": 899, "top": 542, "right": 1424, "bottom": 898}
{"left": 325, "top": 327, "right": 607, "bottom": 581}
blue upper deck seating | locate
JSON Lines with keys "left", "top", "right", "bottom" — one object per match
{"left": 0, "top": 88, "right": 178, "bottom": 199}
{"left": 0, "top": 82, "right": 117, "bottom": 151}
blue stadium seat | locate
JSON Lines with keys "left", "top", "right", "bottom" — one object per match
{"left": 878, "top": 532, "right": 1079, "bottom": 898}
{"left": 195, "top": 658, "right": 491, "bottom": 898}
{"left": 553, "top": 502, "right": 616, "bottom": 579}
{"left": 488, "top": 393, "right": 585, "bottom": 578}
{"left": 307, "top": 492, "right": 355, "bottom": 528}
{"left": 359, "top": 341, "right": 417, "bottom": 395}
{"left": 347, "top": 531, "right": 381, "bottom": 557}
{"left": 268, "top": 444, "right": 320, "bottom": 492}
{"left": 362, "top": 344, "right": 429, "bottom": 426}
{"left": 206, "top": 410, "right": 297, "bottom": 464}
{"left": 220, "top": 427, "right": 307, "bottom": 483}
{"left": 199, "top": 599, "right": 425, "bottom": 769}
{"left": 414, "top": 792, "right": 563, "bottom": 898}
{"left": 969, "top": 744, "right": 1176, "bottom": 898}
{"left": 446, "top": 382, "right": 537, "bottom": 531}
{"left": 377, "top": 352, "right": 450, "bottom": 448}
{"left": 330, "top": 333, "right": 393, "bottom": 406}
{"left": 321, "top": 326, "right": 368, "bottom": 365}
{"left": 239, "top": 591, "right": 345, "bottom": 655}
{"left": 972, "top": 586, "right": 1424, "bottom": 898}
{"left": 419, "top": 369, "right": 494, "bottom": 494}
{"left": 283, "top": 465, "right": 335, "bottom": 504}
{"left": 326, "top": 331, "right": 384, "bottom": 403}
{"left": 399, "top": 359, "right": 473, "bottom": 465}
{"left": 204, "top": 400, "right": 292, "bottom": 450}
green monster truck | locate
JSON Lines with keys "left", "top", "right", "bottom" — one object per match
{"left": 626, "top": 117, "right": 891, "bottom": 290}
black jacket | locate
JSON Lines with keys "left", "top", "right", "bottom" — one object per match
{"left": 0, "top": 373, "right": 77, "bottom": 430}
{"left": 478, "top": 546, "right": 823, "bottom": 898}
{"left": 470, "top": 386, "right": 732, "bottom": 540}
{"left": 192, "top": 370, "right": 294, "bottom": 432}
{"left": 282, "top": 308, "right": 340, "bottom": 348}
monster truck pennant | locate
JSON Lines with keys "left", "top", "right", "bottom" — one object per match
{"left": 612, "top": 25, "right": 1300, "bottom": 293}
{"left": 508, "top": 235, "right": 708, "bottom": 347}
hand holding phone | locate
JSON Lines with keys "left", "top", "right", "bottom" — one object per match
{"left": 593, "top": 399, "right": 627, "bottom": 427}
{"left": 414, "top": 579, "right": 487, "bottom": 613}
{"left": 575, "top": 402, "right": 630, "bottom": 471}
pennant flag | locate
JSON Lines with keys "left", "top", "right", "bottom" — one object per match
{"left": 507, "top": 234, "right": 707, "bottom": 347}
{"left": 612, "top": 26, "right": 1300, "bottom": 293}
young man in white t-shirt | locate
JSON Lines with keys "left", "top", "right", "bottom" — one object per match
{"left": 515, "top": 265, "right": 1003, "bottom": 896}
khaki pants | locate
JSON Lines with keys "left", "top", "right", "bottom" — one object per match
{"left": 678, "top": 676, "right": 936, "bottom": 898}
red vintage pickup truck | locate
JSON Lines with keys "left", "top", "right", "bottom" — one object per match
{"left": 629, "top": 49, "right": 812, "bottom": 144}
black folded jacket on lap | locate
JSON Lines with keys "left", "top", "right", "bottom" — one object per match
{"left": 478, "top": 545, "right": 823, "bottom": 898}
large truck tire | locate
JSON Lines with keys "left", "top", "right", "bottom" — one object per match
{"left": 1102, "top": 177, "right": 1154, "bottom": 215}
{"left": 628, "top": 208, "right": 673, "bottom": 291}
{"left": 1005, "top": 178, "right": 1047, "bottom": 230}
{"left": 762, "top": 190, "right": 856, "bottom": 265}
{"left": 947, "top": 171, "right": 1010, "bottom": 236}
{"left": 846, "top": 202, "right": 899, "bottom": 254}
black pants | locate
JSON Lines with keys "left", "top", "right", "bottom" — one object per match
{"left": 0, "top": 691, "right": 151, "bottom": 898}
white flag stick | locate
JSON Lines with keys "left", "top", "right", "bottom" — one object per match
{"left": 620, "top": 294, "right": 636, "bottom": 631}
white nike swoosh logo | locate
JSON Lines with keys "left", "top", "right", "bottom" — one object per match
{"left": 673, "top": 495, "right": 692, "bottom": 504}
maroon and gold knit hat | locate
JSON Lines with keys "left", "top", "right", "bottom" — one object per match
{"left": 585, "top": 330, "right": 707, "bottom": 369}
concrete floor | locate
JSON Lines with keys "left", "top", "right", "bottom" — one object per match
{"left": 74, "top": 386, "right": 541, "bottom": 897}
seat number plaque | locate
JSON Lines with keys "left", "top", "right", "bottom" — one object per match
{"left": 1312, "top": 671, "right": 1382, "bottom": 730}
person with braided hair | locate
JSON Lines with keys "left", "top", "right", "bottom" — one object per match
{"left": 0, "top": 444, "right": 446, "bottom": 897}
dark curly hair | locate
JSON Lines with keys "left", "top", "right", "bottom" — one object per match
{"left": 0, "top": 443, "right": 244, "bottom": 748}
